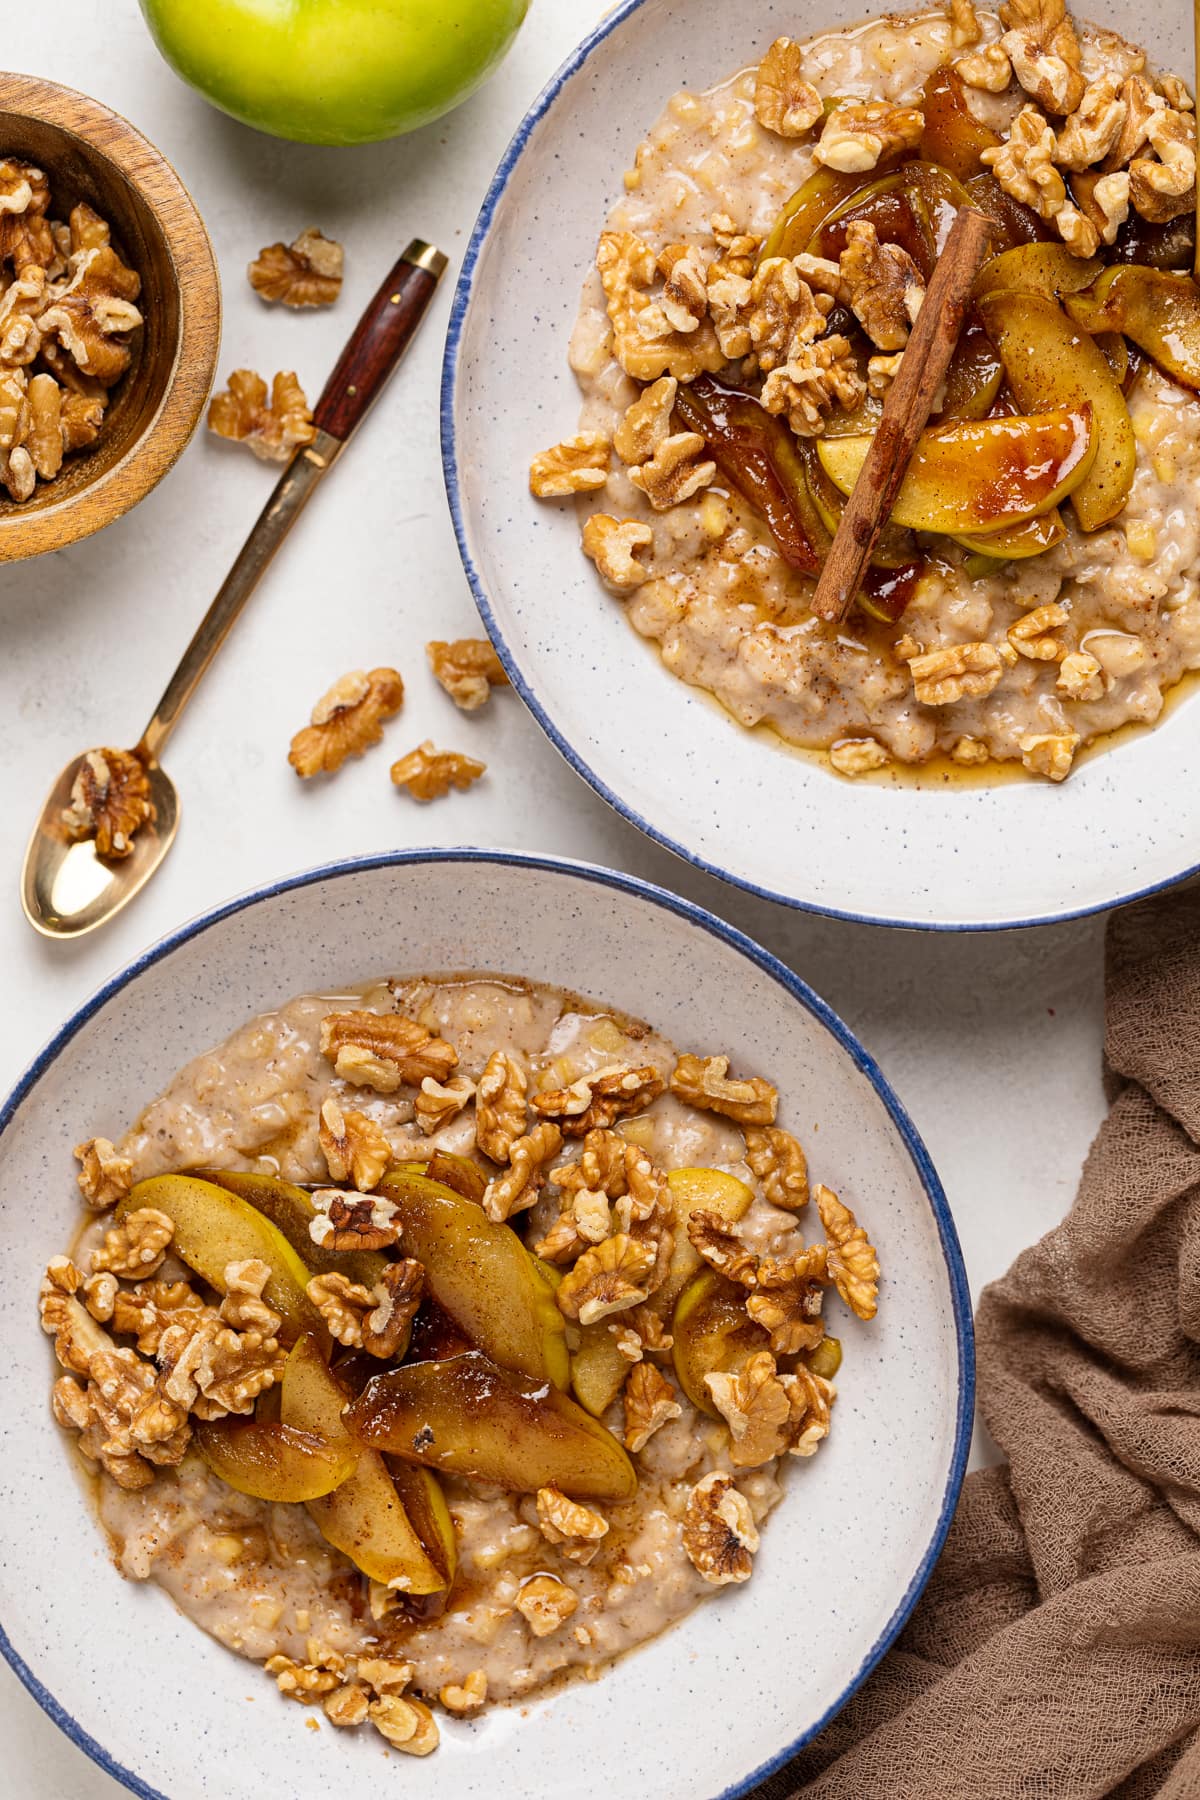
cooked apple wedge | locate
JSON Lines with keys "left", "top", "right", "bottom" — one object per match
{"left": 281, "top": 1333, "right": 450, "bottom": 1592}
{"left": 194, "top": 1417, "right": 356, "bottom": 1502}
{"left": 201, "top": 1169, "right": 387, "bottom": 1289}
{"left": 761, "top": 166, "right": 880, "bottom": 261}
{"left": 976, "top": 242, "right": 1102, "bottom": 306}
{"left": 817, "top": 407, "right": 1096, "bottom": 535}
{"left": 977, "top": 291, "right": 1135, "bottom": 529}
{"left": 659, "top": 1168, "right": 754, "bottom": 1316}
{"left": 423, "top": 1150, "right": 487, "bottom": 1204}
{"left": 347, "top": 1350, "right": 638, "bottom": 1502}
{"left": 672, "top": 1271, "right": 771, "bottom": 1418}
{"left": 570, "top": 1322, "right": 631, "bottom": 1418}
{"left": 120, "top": 1175, "right": 325, "bottom": 1345}
{"left": 378, "top": 1170, "right": 569, "bottom": 1388}
{"left": 952, "top": 508, "right": 1067, "bottom": 560}
{"left": 1065, "top": 265, "right": 1200, "bottom": 391}
{"left": 919, "top": 66, "right": 1001, "bottom": 180}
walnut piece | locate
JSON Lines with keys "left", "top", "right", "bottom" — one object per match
{"left": 310, "top": 1187, "right": 401, "bottom": 1252}
{"left": 998, "top": 0, "right": 1084, "bottom": 115}
{"left": 909, "top": 640, "right": 1017, "bottom": 705}
{"left": 814, "top": 102, "right": 924, "bottom": 173}
{"left": 475, "top": 1050, "right": 528, "bottom": 1162}
{"left": 61, "top": 748, "right": 155, "bottom": 859}
{"left": 815, "top": 1183, "right": 879, "bottom": 1319}
{"left": 369, "top": 1695, "right": 439, "bottom": 1756}
{"left": 656, "top": 242, "right": 711, "bottom": 333}
{"left": 426, "top": 638, "right": 508, "bottom": 711}
{"left": 623, "top": 1361, "right": 682, "bottom": 1451}
{"left": 536, "top": 1486, "right": 610, "bottom": 1549}
{"left": 320, "top": 1009, "right": 457, "bottom": 1092}
{"left": 956, "top": 43, "right": 1014, "bottom": 92}
{"left": 266, "top": 1653, "right": 344, "bottom": 1702}
{"left": 440, "top": 1671, "right": 488, "bottom": 1714}
{"left": 1008, "top": 601, "right": 1069, "bottom": 661}
{"left": 323, "top": 1685, "right": 370, "bottom": 1728}
{"left": 628, "top": 430, "right": 715, "bottom": 510}
{"left": 596, "top": 230, "right": 724, "bottom": 383}
{"left": 532, "top": 1063, "right": 665, "bottom": 1137}
{"left": 682, "top": 1470, "right": 759, "bottom": 1585}
{"left": 613, "top": 375, "right": 677, "bottom": 465}
{"left": 1070, "top": 170, "right": 1130, "bottom": 248}
{"left": 1130, "top": 108, "right": 1196, "bottom": 223}
{"left": 39, "top": 245, "right": 142, "bottom": 387}
{"left": 687, "top": 1209, "right": 759, "bottom": 1285}
{"left": 745, "top": 256, "right": 834, "bottom": 373}
{"left": 390, "top": 740, "right": 486, "bottom": 802}
{"left": 74, "top": 1136, "right": 133, "bottom": 1210}
{"left": 1020, "top": 729, "right": 1079, "bottom": 780}
{"left": 745, "top": 1125, "right": 809, "bottom": 1210}
{"left": 414, "top": 1074, "right": 475, "bottom": 1135}
{"left": 207, "top": 369, "right": 315, "bottom": 462}
{"left": 556, "top": 1232, "right": 655, "bottom": 1325}
{"left": 529, "top": 431, "right": 611, "bottom": 497}
{"left": 982, "top": 105, "right": 1067, "bottom": 219}
{"left": 582, "top": 513, "right": 654, "bottom": 591}
{"left": 91, "top": 1208, "right": 174, "bottom": 1278}
{"left": 948, "top": 0, "right": 983, "bottom": 46}
{"left": 781, "top": 1364, "right": 837, "bottom": 1457}
{"left": 1054, "top": 78, "right": 1127, "bottom": 170}
{"left": 706, "top": 1350, "right": 792, "bottom": 1467}
{"left": 746, "top": 1245, "right": 829, "bottom": 1355}
{"left": 248, "top": 227, "right": 343, "bottom": 307}
{"left": 515, "top": 1575, "right": 579, "bottom": 1640}
{"left": 759, "top": 334, "right": 865, "bottom": 436}
{"left": 307, "top": 1262, "right": 422, "bottom": 1357}
{"left": 839, "top": 220, "right": 925, "bottom": 352}
{"left": 1057, "top": 649, "right": 1105, "bottom": 701}
{"left": 670, "top": 1053, "right": 777, "bottom": 1125}
{"left": 112, "top": 1278, "right": 207, "bottom": 1355}
{"left": 482, "top": 1122, "right": 563, "bottom": 1222}
{"left": 318, "top": 1096, "right": 392, "bottom": 1191}
{"left": 287, "top": 667, "right": 404, "bottom": 778}
{"left": 754, "top": 39, "right": 823, "bottom": 138}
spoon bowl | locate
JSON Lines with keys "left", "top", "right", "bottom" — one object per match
{"left": 21, "top": 755, "right": 178, "bottom": 939}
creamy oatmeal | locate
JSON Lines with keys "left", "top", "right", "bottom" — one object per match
{"left": 532, "top": 2, "right": 1200, "bottom": 781}
{"left": 40, "top": 974, "right": 878, "bottom": 1756}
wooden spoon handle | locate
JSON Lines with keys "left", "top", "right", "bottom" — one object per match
{"left": 314, "top": 239, "right": 449, "bottom": 440}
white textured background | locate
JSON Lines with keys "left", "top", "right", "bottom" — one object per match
{"left": 0, "top": 2, "right": 1107, "bottom": 1793}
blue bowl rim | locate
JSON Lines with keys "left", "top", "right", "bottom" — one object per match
{"left": 0, "top": 846, "right": 974, "bottom": 1800}
{"left": 438, "top": 0, "right": 1200, "bottom": 935}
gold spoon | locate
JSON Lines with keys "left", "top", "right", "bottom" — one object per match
{"left": 21, "top": 238, "right": 447, "bottom": 940}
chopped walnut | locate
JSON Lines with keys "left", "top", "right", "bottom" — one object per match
{"left": 358, "top": 1657, "right": 414, "bottom": 1696}
{"left": 596, "top": 230, "right": 724, "bottom": 383}
{"left": 157, "top": 1308, "right": 285, "bottom": 1418}
{"left": 426, "top": 638, "right": 508, "bottom": 711}
{"left": 390, "top": 740, "right": 486, "bottom": 802}
{"left": 706, "top": 1350, "right": 792, "bottom": 1467}
{"left": 414, "top": 1075, "right": 476, "bottom": 1135}
{"left": 52, "top": 1347, "right": 189, "bottom": 1490}
{"left": 982, "top": 105, "right": 1067, "bottom": 219}
{"left": 266, "top": 1653, "right": 344, "bottom": 1702}
{"left": 746, "top": 1246, "right": 829, "bottom": 1355}
{"left": 1008, "top": 601, "right": 1069, "bottom": 661}
{"left": 91, "top": 1208, "right": 174, "bottom": 1278}
{"left": 482, "top": 1122, "right": 563, "bottom": 1222}
{"left": 1057, "top": 649, "right": 1105, "bottom": 701}
{"left": 307, "top": 1262, "right": 422, "bottom": 1357}
{"left": 111, "top": 1279, "right": 207, "bottom": 1356}
{"left": 323, "top": 1685, "right": 370, "bottom": 1728}
{"left": 623, "top": 1361, "right": 682, "bottom": 1451}
{"left": 1071, "top": 171, "right": 1130, "bottom": 248}
{"left": 629, "top": 430, "right": 715, "bottom": 511}
{"left": 951, "top": 735, "right": 990, "bottom": 766}
{"left": 248, "top": 227, "right": 343, "bottom": 307}
{"left": 556, "top": 1232, "right": 655, "bottom": 1325}
{"left": 670, "top": 1053, "right": 777, "bottom": 1125}
{"left": 82, "top": 1270, "right": 118, "bottom": 1321}
{"left": 745, "top": 1127, "right": 809, "bottom": 1212}
{"left": 1158, "top": 75, "right": 1194, "bottom": 113}
{"left": 74, "top": 1136, "right": 133, "bottom": 1210}
{"left": 555, "top": 1130, "right": 667, "bottom": 1223}
{"left": 529, "top": 431, "right": 611, "bottom": 497}
{"left": 866, "top": 352, "right": 903, "bottom": 399}
{"left": 39, "top": 246, "right": 142, "bottom": 386}
{"left": 759, "top": 335, "right": 865, "bottom": 436}
{"left": 582, "top": 513, "right": 654, "bottom": 591}
{"left": 1020, "top": 729, "right": 1079, "bottom": 780}
{"left": 306, "top": 1271, "right": 375, "bottom": 1347}
{"left": 814, "top": 101, "right": 925, "bottom": 173}
{"left": 369, "top": 1695, "right": 439, "bottom": 1756}
{"left": 26, "top": 372, "right": 61, "bottom": 479}
{"left": 0, "top": 267, "right": 47, "bottom": 368}
{"left": 956, "top": 43, "right": 1014, "bottom": 92}
{"left": 1106, "top": 75, "right": 1164, "bottom": 168}
{"left": 839, "top": 220, "right": 925, "bottom": 352}
{"left": 682, "top": 1470, "right": 759, "bottom": 1585}
{"left": 440, "top": 1671, "right": 488, "bottom": 1714}
{"left": 710, "top": 212, "right": 762, "bottom": 279}
{"left": 532, "top": 1064, "right": 665, "bottom": 1137}
{"left": 746, "top": 257, "right": 834, "bottom": 374}
{"left": 815, "top": 1184, "right": 879, "bottom": 1319}
{"left": 656, "top": 243, "right": 711, "bottom": 334}
{"left": 310, "top": 1187, "right": 401, "bottom": 1252}
{"left": 207, "top": 369, "right": 315, "bottom": 462}
{"left": 320, "top": 1009, "right": 457, "bottom": 1093}
{"left": 219, "top": 1259, "right": 282, "bottom": 1338}
{"left": 0, "top": 442, "right": 33, "bottom": 500}
{"left": 0, "top": 368, "right": 28, "bottom": 448}
{"left": 686, "top": 1209, "right": 758, "bottom": 1286}
{"left": 536, "top": 1486, "right": 610, "bottom": 1552}
{"left": 61, "top": 748, "right": 155, "bottom": 859}
{"left": 909, "top": 640, "right": 1016, "bottom": 706}
{"left": 288, "top": 667, "right": 404, "bottom": 778}
{"left": 475, "top": 1050, "right": 528, "bottom": 1162}
{"left": 998, "top": 0, "right": 1084, "bottom": 115}
{"left": 61, "top": 389, "right": 106, "bottom": 452}
{"left": 515, "top": 1573, "right": 578, "bottom": 1637}
{"left": 1130, "top": 108, "right": 1196, "bottom": 223}
{"left": 318, "top": 1096, "right": 392, "bottom": 1191}
{"left": 1055, "top": 78, "right": 1127, "bottom": 170}
{"left": 780, "top": 1364, "right": 837, "bottom": 1457}
{"left": 948, "top": 0, "right": 983, "bottom": 46}
{"left": 40, "top": 1260, "right": 111, "bottom": 1376}
{"left": 613, "top": 375, "right": 676, "bottom": 465}
{"left": 754, "top": 39, "right": 823, "bottom": 138}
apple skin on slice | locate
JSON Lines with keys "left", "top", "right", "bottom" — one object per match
{"left": 918, "top": 65, "right": 1001, "bottom": 181}
{"left": 817, "top": 406, "right": 1097, "bottom": 535}
{"left": 347, "top": 1350, "right": 638, "bottom": 1503}
{"left": 658, "top": 1167, "right": 755, "bottom": 1317}
{"left": 952, "top": 507, "right": 1067, "bottom": 560}
{"left": 378, "top": 1171, "right": 569, "bottom": 1389}
{"left": 119, "top": 1174, "right": 326, "bottom": 1345}
{"left": 975, "top": 241, "right": 1102, "bottom": 307}
{"left": 570, "top": 1322, "right": 631, "bottom": 1419}
{"left": 194, "top": 1417, "right": 356, "bottom": 1502}
{"left": 672, "top": 1270, "right": 771, "bottom": 1418}
{"left": 200, "top": 1168, "right": 387, "bottom": 1290}
{"left": 1065, "top": 265, "right": 1200, "bottom": 392}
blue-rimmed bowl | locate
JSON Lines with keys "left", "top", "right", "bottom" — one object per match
{"left": 442, "top": 0, "right": 1200, "bottom": 931}
{"left": 0, "top": 849, "right": 970, "bottom": 1800}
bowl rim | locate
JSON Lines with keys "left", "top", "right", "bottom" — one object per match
{"left": 439, "top": 0, "right": 1200, "bottom": 934}
{"left": 0, "top": 70, "right": 221, "bottom": 561}
{"left": 0, "top": 847, "right": 974, "bottom": 1800}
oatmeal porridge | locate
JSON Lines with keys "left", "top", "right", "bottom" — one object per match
{"left": 531, "top": 2, "right": 1200, "bottom": 782}
{"left": 40, "top": 974, "right": 878, "bottom": 1756}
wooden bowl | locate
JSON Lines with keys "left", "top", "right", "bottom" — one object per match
{"left": 0, "top": 73, "right": 220, "bottom": 562}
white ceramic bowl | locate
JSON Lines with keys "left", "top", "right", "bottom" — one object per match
{"left": 0, "top": 851, "right": 970, "bottom": 1800}
{"left": 443, "top": 0, "right": 1199, "bottom": 931}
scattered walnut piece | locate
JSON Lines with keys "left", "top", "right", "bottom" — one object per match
{"left": 358, "top": 1657, "right": 414, "bottom": 1696}
{"left": 530, "top": 431, "right": 611, "bottom": 497}
{"left": 287, "top": 667, "right": 404, "bottom": 779}
{"left": 999, "top": 0, "right": 1084, "bottom": 115}
{"left": 207, "top": 368, "right": 315, "bottom": 462}
{"left": 754, "top": 39, "right": 823, "bottom": 138}
{"left": 309, "top": 1188, "right": 401, "bottom": 1252}
{"left": 839, "top": 219, "right": 924, "bottom": 351}
{"left": 112, "top": 1278, "right": 206, "bottom": 1356}
{"left": 951, "top": 735, "right": 990, "bottom": 766}
{"left": 682, "top": 1470, "right": 759, "bottom": 1585}
{"left": 582, "top": 513, "right": 654, "bottom": 591}
{"left": 536, "top": 1486, "right": 610, "bottom": 1551}
{"left": 390, "top": 740, "right": 486, "bottom": 803}
{"left": 957, "top": 43, "right": 1014, "bottom": 92}
{"left": 656, "top": 242, "right": 711, "bottom": 333}
{"left": 830, "top": 737, "right": 892, "bottom": 778}
{"left": 426, "top": 638, "right": 508, "bottom": 711}
{"left": 219, "top": 1258, "right": 282, "bottom": 1337}
{"left": 1008, "top": 601, "right": 1068, "bottom": 661}
{"left": 1020, "top": 729, "right": 1079, "bottom": 781}
{"left": 982, "top": 105, "right": 1066, "bottom": 219}
{"left": 948, "top": 0, "right": 982, "bottom": 46}
{"left": 60, "top": 747, "right": 155, "bottom": 860}
{"left": 532, "top": 1063, "right": 665, "bottom": 1137}
{"left": 670, "top": 1053, "right": 777, "bottom": 1126}
{"left": 74, "top": 1136, "right": 133, "bottom": 1210}
{"left": 596, "top": 229, "right": 724, "bottom": 383}
{"left": 475, "top": 1050, "right": 528, "bottom": 1162}
{"left": 1130, "top": 107, "right": 1196, "bottom": 223}
{"left": 623, "top": 1361, "right": 682, "bottom": 1451}
{"left": 1054, "top": 78, "right": 1127, "bottom": 170}
{"left": 415, "top": 1074, "right": 476, "bottom": 1135}
{"left": 687, "top": 1209, "right": 758, "bottom": 1285}
{"left": 306, "top": 1271, "right": 375, "bottom": 1347}
{"left": 482, "top": 1122, "right": 563, "bottom": 1223}
{"left": 1057, "top": 649, "right": 1105, "bottom": 701}
{"left": 745, "top": 256, "right": 833, "bottom": 373}
{"left": 759, "top": 334, "right": 865, "bottom": 436}
{"left": 746, "top": 1245, "right": 829, "bottom": 1355}
{"left": 815, "top": 1183, "right": 879, "bottom": 1319}
{"left": 515, "top": 1573, "right": 579, "bottom": 1637}
{"left": 556, "top": 1232, "right": 655, "bottom": 1325}
{"left": 814, "top": 101, "right": 924, "bottom": 173}
{"left": 323, "top": 1685, "right": 370, "bottom": 1728}
{"left": 26, "top": 370, "right": 61, "bottom": 478}
{"left": 613, "top": 375, "right": 676, "bottom": 466}
{"left": 909, "top": 640, "right": 1016, "bottom": 706}
{"left": 706, "top": 1350, "right": 792, "bottom": 1467}
{"left": 629, "top": 430, "right": 715, "bottom": 511}
{"left": 248, "top": 227, "right": 343, "bottom": 307}
{"left": 440, "top": 1671, "right": 488, "bottom": 1714}
{"left": 781, "top": 1364, "right": 837, "bottom": 1457}
{"left": 369, "top": 1695, "right": 440, "bottom": 1755}
{"left": 318, "top": 1097, "right": 392, "bottom": 1191}
{"left": 266, "top": 1653, "right": 344, "bottom": 1702}
{"left": 91, "top": 1207, "right": 174, "bottom": 1279}
{"left": 320, "top": 1009, "right": 457, "bottom": 1093}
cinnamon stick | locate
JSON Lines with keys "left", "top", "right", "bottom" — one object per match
{"left": 810, "top": 205, "right": 993, "bottom": 625}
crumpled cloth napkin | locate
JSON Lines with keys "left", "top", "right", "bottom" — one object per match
{"left": 754, "top": 885, "right": 1200, "bottom": 1800}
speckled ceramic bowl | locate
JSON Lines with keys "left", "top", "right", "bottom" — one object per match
{"left": 0, "top": 851, "right": 970, "bottom": 1800}
{"left": 443, "top": 0, "right": 1200, "bottom": 930}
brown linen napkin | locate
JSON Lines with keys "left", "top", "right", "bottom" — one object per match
{"left": 753, "top": 885, "right": 1200, "bottom": 1800}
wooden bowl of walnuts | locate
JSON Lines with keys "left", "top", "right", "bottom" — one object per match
{"left": 0, "top": 72, "right": 220, "bottom": 562}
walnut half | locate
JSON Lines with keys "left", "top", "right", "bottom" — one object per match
{"left": 390, "top": 741, "right": 486, "bottom": 802}
{"left": 248, "top": 227, "right": 343, "bottom": 307}
{"left": 288, "top": 668, "right": 404, "bottom": 778}
{"left": 60, "top": 748, "right": 155, "bottom": 860}
{"left": 207, "top": 369, "right": 315, "bottom": 462}
{"left": 426, "top": 638, "right": 508, "bottom": 711}
{"left": 682, "top": 1471, "right": 759, "bottom": 1584}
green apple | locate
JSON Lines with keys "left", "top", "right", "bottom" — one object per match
{"left": 137, "top": 0, "right": 531, "bottom": 146}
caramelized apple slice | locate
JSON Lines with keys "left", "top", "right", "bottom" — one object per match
{"left": 978, "top": 290, "right": 1135, "bottom": 529}
{"left": 120, "top": 1175, "right": 325, "bottom": 1345}
{"left": 378, "top": 1170, "right": 568, "bottom": 1388}
{"left": 1065, "top": 265, "right": 1200, "bottom": 391}
{"left": 965, "top": 173, "right": 1049, "bottom": 252}
{"left": 202, "top": 1169, "right": 387, "bottom": 1290}
{"left": 919, "top": 65, "right": 1001, "bottom": 181}
{"left": 976, "top": 242, "right": 1102, "bottom": 305}
{"left": 761, "top": 167, "right": 881, "bottom": 261}
{"left": 937, "top": 316, "right": 1004, "bottom": 420}
{"left": 659, "top": 1168, "right": 755, "bottom": 1316}
{"left": 424, "top": 1150, "right": 487, "bottom": 1204}
{"left": 194, "top": 1417, "right": 356, "bottom": 1502}
{"left": 348, "top": 1350, "right": 638, "bottom": 1502}
{"left": 952, "top": 508, "right": 1067, "bottom": 559}
{"left": 281, "top": 1334, "right": 449, "bottom": 1592}
{"left": 817, "top": 407, "right": 1096, "bottom": 534}
{"left": 570, "top": 1322, "right": 631, "bottom": 1418}
{"left": 672, "top": 1271, "right": 771, "bottom": 1417}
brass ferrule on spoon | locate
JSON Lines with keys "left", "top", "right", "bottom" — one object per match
{"left": 21, "top": 238, "right": 449, "bottom": 940}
